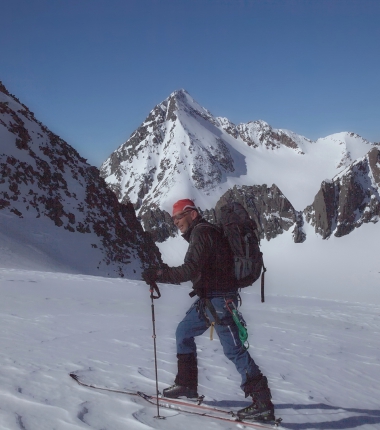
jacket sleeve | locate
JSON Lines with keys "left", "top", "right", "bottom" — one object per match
{"left": 157, "top": 226, "right": 213, "bottom": 285}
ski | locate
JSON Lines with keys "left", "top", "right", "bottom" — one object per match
{"left": 137, "top": 391, "right": 282, "bottom": 428}
{"left": 69, "top": 373, "right": 282, "bottom": 428}
{"left": 69, "top": 373, "right": 137, "bottom": 396}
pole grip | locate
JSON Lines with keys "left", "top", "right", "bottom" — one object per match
{"left": 150, "top": 282, "right": 161, "bottom": 299}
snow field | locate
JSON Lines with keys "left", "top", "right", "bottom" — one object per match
{"left": 0, "top": 269, "right": 379, "bottom": 430}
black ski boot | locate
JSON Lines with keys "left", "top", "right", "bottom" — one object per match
{"left": 237, "top": 374, "right": 275, "bottom": 421}
{"left": 162, "top": 384, "right": 198, "bottom": 399}
{"left": 163, "top": 353, "right": 198, "bottom": 399}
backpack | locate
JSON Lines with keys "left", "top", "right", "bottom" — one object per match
{"left": 218, "top": 202, "right": 266, "bottom": 302}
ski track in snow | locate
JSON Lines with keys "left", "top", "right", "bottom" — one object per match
{"left": 0, "top": 268, "right": 379, "bottom": 430}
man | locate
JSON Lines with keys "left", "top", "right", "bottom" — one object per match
{"left": 142, "top": 199, "right": 275, "bottom": 422}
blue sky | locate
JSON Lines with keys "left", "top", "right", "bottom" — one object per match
{"left": 1, "top": 0, "right": 379, "bottom": 166}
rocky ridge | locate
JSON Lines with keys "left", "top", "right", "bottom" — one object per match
{"left": 217, "top": 117, "right": 311, "bottom": 153}
{"left": 0, "top": 81, "right": 161, "bottom": 276}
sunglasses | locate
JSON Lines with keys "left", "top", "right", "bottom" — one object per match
{"left": 172, "top": 210, "right": 193, "bottom": 221}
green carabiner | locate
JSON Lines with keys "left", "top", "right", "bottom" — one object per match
{"left": 231, "top": 309, "right": 249, "bottom": 350}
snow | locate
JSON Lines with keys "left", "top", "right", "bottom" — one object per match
{"left": 0, "top": 209, "right": 143, "bottom": 278}
{"left": 223, "top": 132, "right": 373, "bottom": 211}
{"left": 1, "top": 220, "right": 380, "bottom": 430}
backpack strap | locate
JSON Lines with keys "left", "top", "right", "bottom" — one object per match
{"left": 193, "top": 222, "right": 221, "bottom": 234}
{"left": 204, "top": 298, "right": 222, "bottom": 325}
{"left": 188, "top": 222, "right": 222, "bottom": 299}
{"left": 243, "top": 233, "right": 249, "bottom": 258}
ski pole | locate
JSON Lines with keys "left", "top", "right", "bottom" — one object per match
{"left": 148, "top": 281, "right": 165, "bottom": 419}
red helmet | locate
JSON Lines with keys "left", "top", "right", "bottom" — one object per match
{"left": 172, "top": 199, "right": 197, "bottom": 215}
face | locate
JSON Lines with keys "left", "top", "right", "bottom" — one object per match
{"left": 172, "top": 209, "right": 198, "bottom": 233}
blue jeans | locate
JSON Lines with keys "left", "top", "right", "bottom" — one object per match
{"left": 175, "top": 294, "right": 262, "bottom": 391}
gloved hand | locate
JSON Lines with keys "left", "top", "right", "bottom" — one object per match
{"left": 142, "top": 267, "right": 159, "bottom": 285}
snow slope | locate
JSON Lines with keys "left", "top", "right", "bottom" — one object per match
{"left": 0, "top": 225, "right": 379, "bottom": 430}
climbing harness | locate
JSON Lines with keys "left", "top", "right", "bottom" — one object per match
{"left": 197, "top": 295, "right": 249, "bottom": 350}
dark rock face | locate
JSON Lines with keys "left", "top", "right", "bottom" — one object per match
{"left": 304, "top": 180, "right": 339, "bottom": 239}
{"left": 204, "top": 185, "right": 306, "bottom": 243}
{"left": 137, "top": 183, "right": 306, "bottom": 244}
{"left": 305, "top": 148, "right": 380, "bottom": 238}
{"left": 0, "top": 81, "right": 161, "bottom": 276}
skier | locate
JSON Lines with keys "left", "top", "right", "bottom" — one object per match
{"left": 142, "top": 199, "right": 275, "bottom": 422}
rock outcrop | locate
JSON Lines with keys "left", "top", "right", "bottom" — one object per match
{"left": 305, "top": 148, "right": 380, "bottom": 238}
{"left": 203, "top": 185, "right": 306, "bottom": 243}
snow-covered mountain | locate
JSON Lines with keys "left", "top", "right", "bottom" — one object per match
{"left": 0, "top": 82, "right": 161, "bottom": 276}
{"left": 100, "top": 89, "right": 378, "bottom": 242}
{"left": 100, "top": 89, "right": 245, "bottom": 211}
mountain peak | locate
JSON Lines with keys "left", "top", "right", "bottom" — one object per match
{"left": 100, "top": 90, "right": 242, "bottom": 213}
{"left": 166, "top": 89, "right": 193, "bottom": 108}
{"left": 169, "top": 88, "right": 189, "bottom": 98}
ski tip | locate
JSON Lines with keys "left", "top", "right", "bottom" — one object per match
{"left": 137, "top": 391, "right": 152, "bottom": 400}
{"left": 69, "top": 373, "right": 79, "bottom": 381}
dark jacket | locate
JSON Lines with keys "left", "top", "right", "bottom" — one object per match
{"left": 157, "top": 216, "right": 237, "bottom": 297}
